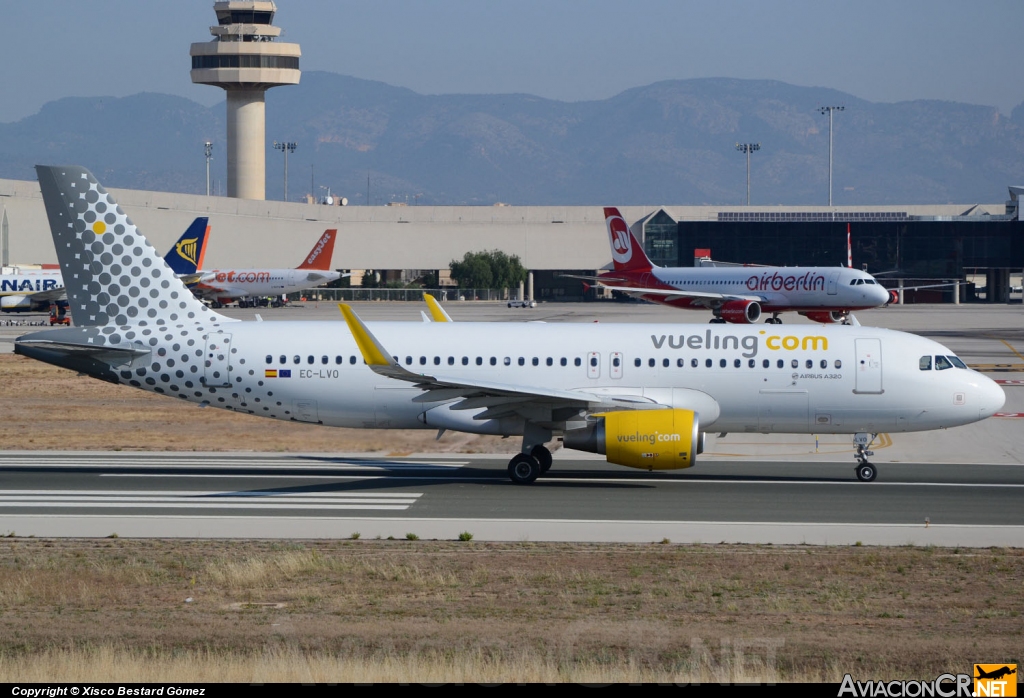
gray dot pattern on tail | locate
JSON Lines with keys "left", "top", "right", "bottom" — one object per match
{"left": 37, "top": 166, "right": 217, "bottom": 334}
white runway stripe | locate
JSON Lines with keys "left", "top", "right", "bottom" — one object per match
{"left": 0, "top": 503, "right": 413, "bottom": 511}
{"left": 0, "top": 490, "right": 422, "bottom": 511}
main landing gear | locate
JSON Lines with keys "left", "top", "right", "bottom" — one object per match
{"left": 853, "top": 432, "right": 878, "bottom": 482}
{"left": 507, "top": 424, "right": 554, "bottom": 484}
{"left": 507, "top": 445, "right": 553, "bottom": 485}
{"left": 764, "top": 314, "right": 782, "bottom": 324}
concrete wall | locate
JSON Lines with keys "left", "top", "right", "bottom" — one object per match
{"left": 0, "top": 176, "right": 1004, "bottom": 271}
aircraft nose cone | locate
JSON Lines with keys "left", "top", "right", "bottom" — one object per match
{"left": 977, "top": 374, "right": 1006, "bottom": 419}
{"left": 873, "top": 284, "right": 890, "bottom": 306}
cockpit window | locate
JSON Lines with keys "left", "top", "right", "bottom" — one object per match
{"left": 865, "top": 279, "right": 876, "bottom": 284}
{"left": 855, "top": 279, "right": 864, "bottom": 285}
{"left": 919, "top": 356, "right": 932, "bottom": 370}
{"left": 850, "top": 280, "right": 858, "bottom": 285}
{"left": 935, "top": 355, "right": 953, "bottom": 371}
{"left": 948, "top": 356, "right": 967, "bottom": 369}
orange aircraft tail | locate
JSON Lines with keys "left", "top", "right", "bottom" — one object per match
{"left": 297, "top": 229, "right": 337, "bottom": 270}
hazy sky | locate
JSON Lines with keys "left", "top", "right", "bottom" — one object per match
{"left": 1, "top": 0, "right": 1021, "bottom": 123}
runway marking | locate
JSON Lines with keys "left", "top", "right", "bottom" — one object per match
{"left": 994, "top": 412, "right": 1024, "bottom": 418}
{"left": 0, "top": 490, "right": 423, "bottom": 511}
{"left": 994, "top": 379, "right": 1024, "bottom": 385}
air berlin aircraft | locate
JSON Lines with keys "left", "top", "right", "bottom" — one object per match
{"left": 585, "top": 207, "right": 891, "bottom": 324}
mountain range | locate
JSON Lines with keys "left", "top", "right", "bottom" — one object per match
{"left": 1, "top": 71, "right": 1021, "bottom": 206}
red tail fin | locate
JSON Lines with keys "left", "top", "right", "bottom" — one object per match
{"left": 604, "top": 207, "right": 653, "bottom": 272}
{"left": 297, "top": 229, "right": 337, "bottom": 270}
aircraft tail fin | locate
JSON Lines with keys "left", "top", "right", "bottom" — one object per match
{"left": 34, "top": 165, "right": 228, "bottom": 327}
{"left": 163, "top": 217, "right": 210, "bottom": 275}
{"left": 604, "top": 207, "right": 654, "bottom": 272}
{"left": 297, "top": 229, "right": 337, "bottom": 270}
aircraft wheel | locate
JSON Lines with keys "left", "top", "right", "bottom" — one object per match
{"left": 531, "top": 445, "right": 553, "bottom": 474}
{"left": 855, "top": 463, "right": 877, "bottom": 482}
{"left": 508, "top": 454, "right": 541, "bottom": 484}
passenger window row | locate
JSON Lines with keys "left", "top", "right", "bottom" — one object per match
{"left": 634, "top": 357, "right": 842, "bottom": 369}
{"left": 263, "top": 353, "right": 842, "bottom": 371}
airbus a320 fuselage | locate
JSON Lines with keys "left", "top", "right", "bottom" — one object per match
{"left": 15, "top": 166, "right": 1004, "bottom": 485}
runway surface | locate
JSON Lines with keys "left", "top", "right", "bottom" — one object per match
{"left": 1, "top": 451, "right": 1021, "bottom": 546}
{"left": 3, "top": 303, "right": 1022, "bottom": 545}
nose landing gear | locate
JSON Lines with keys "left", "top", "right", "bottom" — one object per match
{"left": 853, "top": 432, "right": 878, "bottom": 482}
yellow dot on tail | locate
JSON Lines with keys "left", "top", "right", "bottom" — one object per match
{"left": 93, "top": 221, "right": 106, "bottom": 235}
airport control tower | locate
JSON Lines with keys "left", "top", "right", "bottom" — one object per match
{"left": 190, "top": 1, "right": 300, "bottom": 200}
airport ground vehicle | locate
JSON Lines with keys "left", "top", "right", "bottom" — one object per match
{"left": 508, "top": 299, "right": 536, "bottom": 308}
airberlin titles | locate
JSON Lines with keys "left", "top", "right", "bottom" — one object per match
{"left": 650, "top": 329, "right": 827, "bottom": 357}
{"left": 745, "top": 271, "right": 826, "bottom": 293}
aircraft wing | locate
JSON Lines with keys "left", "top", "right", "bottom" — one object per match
{"left": 338, "top": 304, "right": 659, "bottom": 417}
{"left": 18, "top": 287, "right": 68, "bottom": 304}
{"left": 598, "top": 284, "right": 763, "bottom": 305}
{"left": 556, "top": 273, "right": 628, "bottom": 284}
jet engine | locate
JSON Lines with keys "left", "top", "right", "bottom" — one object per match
{"left": 719, "top": 300, "right": 761, "bottom": 324}
{"left": 799, "top": 310, "right": 844, "bottom": 324}
{"left": 563, "top": 409, "right": 702, "bottom": 470}
{"left": 0, "top": 295, "right": 33, "bottom": 311}
{"left": 887, "top": 289, "right": 900, "bottom": 305}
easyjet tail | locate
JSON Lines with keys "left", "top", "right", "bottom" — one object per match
{"left": 297, "top": 229, "right": 337, "bottom": 271}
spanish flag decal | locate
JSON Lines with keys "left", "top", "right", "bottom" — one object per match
{"left": 265, "top": 370, "right": 277, "bottom": 378}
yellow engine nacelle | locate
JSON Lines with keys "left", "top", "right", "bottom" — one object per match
{"left": 563, "top": 409, "right": 701, "bottom": 470}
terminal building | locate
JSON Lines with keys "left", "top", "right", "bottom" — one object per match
{"left": 1, "top": 176, "right": 1021, "bottom": 304}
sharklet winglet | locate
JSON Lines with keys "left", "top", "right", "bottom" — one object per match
{"left": 337, "top": 303, "right": 397, "bottom": 368}
{"left": 423, "top": 293, "right": 453, "bottom": 322}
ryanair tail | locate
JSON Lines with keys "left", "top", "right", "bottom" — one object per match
{"left": 297, "top": 229, "right": 337, "bottom": 271}
{"left": 604, "top": 207, "right": 654, "bottom": 273}
{"left": 34, "top": 165, "right": 228, "bottom": 328}
{"left": 163, "top": 217, "right": 210, "bottom": 275}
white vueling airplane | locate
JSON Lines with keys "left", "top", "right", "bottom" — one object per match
{"left": 16, "top": 166, "right": 1004, "bottom": 484}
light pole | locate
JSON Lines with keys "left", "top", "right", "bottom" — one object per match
{"left": 204, "top": 141, "right": 213, "bottom": 196}
{"left": 818, "top": 106, "right": 844, "bottom": 206}
{"left": 273, "top": 141, "right": 296, "bottom": 201}
{"left": 735, "top": 143, "right": 760, "bottom": 206}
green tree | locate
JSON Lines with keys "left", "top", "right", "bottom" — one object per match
{"left": 449, "top": 252, "right": 493, "bottom": 289}
{"left": 449, "top": 250, "right": 526, "bottom": 291}
{"left": 360, "top": 270, "right": 379, "bottom": 288}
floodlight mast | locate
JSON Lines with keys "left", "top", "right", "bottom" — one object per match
{"left": 735, "top": 142, "right": 760, "bottom": 206}
{"left": 818, "top": 106, "right": 844, "bottom": 206}
{"left": 273, "top": 141, "right": 296, "bottom": 201}
{"left": 204, "top": 141, "right": 213, "bottom": 196}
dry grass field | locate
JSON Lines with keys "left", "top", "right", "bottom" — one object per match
{"left": 3, "top": 351, "right": 1021, "bottom": 683}
{"left": 0, "top": 353, "right": 516, "bottom": 453}
{"left": 0, "top": 539, "right": 1020, "bottom": 682}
